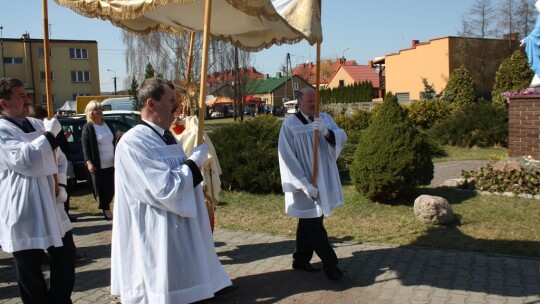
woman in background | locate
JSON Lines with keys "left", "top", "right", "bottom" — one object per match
{"left": 82, "top": 100, "right": 115, "bottom": 220}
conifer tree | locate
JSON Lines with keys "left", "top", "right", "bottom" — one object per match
{"left": 145, "top": 62, "right": 156, "bottom": 79}
{"left": 128, "top": 76, "right": 139, "bottom": 111}
{"left": 443, "top": 66, "right": 477, "bottom": 110}
{"left": 350, "top": 92, "right": 433, "bottom": 202}
{"left": 492, "top": 49, "right": 534, "bottom": 105}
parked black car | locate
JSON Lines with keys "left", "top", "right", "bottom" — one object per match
{"left": 59, "top": 117, "right": 133, "bottom": 183}
{"left": 71, "top": 110, "right": 141, "bottom": 127}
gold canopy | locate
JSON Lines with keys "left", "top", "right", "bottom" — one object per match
{"left": 53, "top": 0, "right": 322, "bottom": 51}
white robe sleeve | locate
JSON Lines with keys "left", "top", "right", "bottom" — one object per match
{"left": 0, "top": 120, "right": 56, "bottom": 177}
{"left": 322, "top": 112, "right": 347, "bottom": 159}
{"left": 56, "top": 148, "right": 68, "bottom": 186}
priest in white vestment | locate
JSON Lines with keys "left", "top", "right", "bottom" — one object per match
{"left": 0, "top": 77, "right": 76, "bottom": 303}
{"left": 278, "top": 87, "right": 347, "bottom": 281}
{"left": 111, "top": 77, "right": 232, "bottom": 304}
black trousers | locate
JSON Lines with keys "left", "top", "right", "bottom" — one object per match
{"left": 97, "top": 167, "right": 114, "bottom": 210}
{"left": 12, "top": 231, "right": 76, "bottom": 304}
{"left": 293, "top": 216, "right": 338, "bottom": 272}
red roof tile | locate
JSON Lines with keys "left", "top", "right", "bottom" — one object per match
{"left": 340, "top": 65, "right": 380, "bottom": 88}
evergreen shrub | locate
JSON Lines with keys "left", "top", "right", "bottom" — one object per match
{"left": 333, "top": 109, "right": 372, "bottom": 136}
{"left": 208, "top": 115, "right": 282, "bottom": 193}
{"left": 350, "top": 92, "right": 434, "bottom": 202}
{"left": 406, "top": 100, "right": 450, "bottom": 130}
{"left": 429, "top": 101, "right": 508, "bottom": 147}
{"left": 491, "top": 49, "right": 534, "bottom": 106}
{"left": 443, "top": 65, "right": 477, "bottom": 110}
{"left": 333, "top": 110, "right": 372, "bottom": 180}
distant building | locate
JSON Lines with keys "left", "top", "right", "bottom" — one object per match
{"left": 207, "top": 67, "right": 264, "bottom": 84}
{"left": 247, "top": 72, "right": 311, "bottom": 107}
{"left": 325, "top": 65, "right": 383, "bottom": 98}
{"left": 382, "top": 36, "right": 519, "bottom": 102}
{"left": 291, "top": 57, "right": 357, "bottom": 86}
{"left": 0, "top": 33, "right": 100, "bottom": 109}
{"left": 206, "top": 66, "right": 265, "bottom": 99}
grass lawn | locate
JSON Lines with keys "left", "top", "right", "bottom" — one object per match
{"left": 433, "top": 146, "right": 508, "bottom": 162}
{"left": 70, "top": 145, "right": 540, "bottom": 258}
{"left": 216, "top": 186, "right": 540, "bottom": 258}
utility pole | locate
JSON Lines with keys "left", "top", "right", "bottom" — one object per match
{"left": 284, "top": 53, "right": 293, "bottom": 102}
{"left": 342, "top": 47, "right": 349, "bottom": 63}
{"left": 107, "top": 69, "right": 117, "bottom": 95}
{"left": 0, "top": 26, "right": 5, "bottom": 77}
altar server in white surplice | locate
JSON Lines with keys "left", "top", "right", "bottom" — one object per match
{"left": 0, "top": 77, "right": 76, "bottom": 303}
{"left": 110, "top": 77, "right": 232, "bottom": 304}
{"left": 278, "top": 87, "right": 347, "bottom": 281}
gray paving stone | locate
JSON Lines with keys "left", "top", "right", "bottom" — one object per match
{"left": 0, "top": 213, "right": 539, "bottom": 303}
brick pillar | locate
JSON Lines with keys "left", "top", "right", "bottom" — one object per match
{"left": 508, "top": 95, "right": 540, "bottom": 159}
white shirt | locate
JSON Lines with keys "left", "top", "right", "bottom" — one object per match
{"left": 94, "top": 123, "right": 114, "bottom": 169}
{"left": 111, "top": 124, "right": 231, "bottom": 304}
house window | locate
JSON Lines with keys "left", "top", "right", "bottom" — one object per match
{"left": 69, "top": 48, "right": 88, "bottom": 59}
{"left": 3, "top": 57, "right": 23, "bottom": 64}
{"left": 40, "top": 71, "right": 55, "bottom": 81}
{"left": 396, "top": 93, "right": 410, "bottom": 103}
{"left": 72, "top": 93, "right": 90, "bottom": 100}
{"left": 339, "top": 80, "right": 345, "bottom": 87}
{"left": 71, "top": 71, "right": 91, "bottom": 82}
{"left": 293, "top": 82, "right": 299, "bottom": 91}
{"left": 41, "top": 95, "right": 55, "bottom": 104}
{"left": 38, "top": 47, "right": 52, "bottom": 58}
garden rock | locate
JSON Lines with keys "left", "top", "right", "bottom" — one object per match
{"left": 414, "top": 195, "right": 454, "bottom": 225}
{"left": 441, "top": 178, "right": 467, "bottom": 188}
{"left": 492, "top": 159, "right": 522, "bottom": 172}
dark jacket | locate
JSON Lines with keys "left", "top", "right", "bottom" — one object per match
{"left": 81, "top": 121, "right": 115, "bottom": 198}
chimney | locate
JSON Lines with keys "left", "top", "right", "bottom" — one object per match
{"left": 368, "top": 60, "right": 373, "bottom": 68}
{"left": 265, "top": 74, "right": 270, "bottom": 79}
{"left": 412, "top": 40, "right": 420, "bottom": 48}
{"left": 276, "top": 72, "right": 282, "bottom": 78}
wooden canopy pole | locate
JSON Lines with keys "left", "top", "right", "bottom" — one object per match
{"left": 312, "top": 0, "right": 322, "bottom": 187}
{"left": 183, "top": 32, "right": 195, "bottom": 117}
{"left": 42, "top": 0, "right": 53, "bottom": 119}
{"left": 42, "top": 0, "right": 58, "bottom": 192}
{"left": 197, "top": 0, "right": 212, "bottom": 145}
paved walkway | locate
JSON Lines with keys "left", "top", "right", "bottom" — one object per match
{"left": 1, "top": 213, "right": 539, "bottom": 304}
{"left": 1, "top": 160, "right": 538, "bottom": 303}
{"left": 430, "top": 160, "right": 488, "bottom": 187}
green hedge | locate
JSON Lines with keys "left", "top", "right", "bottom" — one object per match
{"left": 209, "top": 116, "right": 282, "bottom": 193}
{"left": 406, "top": 100, "right": 451, "bottom": 130}
{"left": 429, "top": 102, "right": 508, "bottom": 147}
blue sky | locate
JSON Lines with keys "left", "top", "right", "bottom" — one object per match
{"left": 2, "top": 0, "right": 477, "bottom": 92}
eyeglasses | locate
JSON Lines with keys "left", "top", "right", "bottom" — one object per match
{"left": 93, "top": 107, "right": 103, "bottom": 111}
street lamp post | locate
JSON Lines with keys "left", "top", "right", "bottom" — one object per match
{"left": 1, "top": 26, "right": 5, "bottom": 77}
{"left": 341, "top": 47, "right": 349, "bottom": 62}
{"left": 107, "top": 69, "right": 117, "bottom": 95}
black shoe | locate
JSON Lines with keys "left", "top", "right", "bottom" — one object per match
{"left": 103, "top": 210, "right": 113, "bottom": 221}
{"left": 215, "top": 284, "right": 239, "bottom": 296}
{"left": 74, "top": 252, "right": 86, "bottom": 262}
{"left": 68, "top": 215, "right": 78, "bottom": 222}
{"left": 292, "top": 262, "right": 321, "bottom": 272}
{"left": 325, "top": 266, "right": 344, "bottom": 281}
